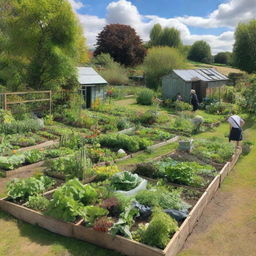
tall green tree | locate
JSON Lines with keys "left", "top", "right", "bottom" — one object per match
{"left": 0, "top": 0, "right": 88, "bottom": 91}
{"left": 214, "top": 52, "right": 232, "bottom": 65}
{"left": 188, "top": 40, "right": 212, "bottom": 64}
{"left": 149, "top": 24, "right": 182, "bottom": 48}
{"left": 144, "top": 47, "right": 187, "bottom": 90}
{"left": 233, "top": 20, "right": 256, "bottom": 73}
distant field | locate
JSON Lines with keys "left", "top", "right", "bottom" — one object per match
{"left": 189, "top": 61, "right": 244, "bottom": 76}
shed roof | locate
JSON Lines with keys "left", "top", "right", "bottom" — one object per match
{"left": 173, "top": 68, "right": 228, "bottom": 82}
{"left": 78, "top": 67, "right": 108, "bottom": 85}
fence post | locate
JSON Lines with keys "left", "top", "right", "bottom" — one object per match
{"left": 49, "top": 91, "right": 52, "bottom": 115}
{"left": 4, "top": 93, "right": 7, "bottom": 110}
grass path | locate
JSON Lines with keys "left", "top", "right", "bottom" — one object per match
{"left": 178, "top": 118, "right": 256, "bottom": 256}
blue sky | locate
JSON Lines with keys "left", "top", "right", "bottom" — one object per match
{"left": 68, "top": 0, "right": 256, "bottom": 53}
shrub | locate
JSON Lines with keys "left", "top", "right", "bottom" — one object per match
{"left": 143, "top": 208, "right": 178, "bottom": 249}
{"left": 144, "top": 47, "right": 187, "bottom": 90}
{"left": 99, "top": 62, "right": 129, "bottom": 85}
{"left": 174, "top": 101, "right": 192, "bottom": 111}
{"left": 136, "top": 88, "right": 154, "bottom": 105}
{"left": 206, "top": 102, "right": 239, "bottom": 115}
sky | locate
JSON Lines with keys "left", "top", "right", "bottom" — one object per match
{"left": 68, "top": 0, "right": 256, "bottom": 54}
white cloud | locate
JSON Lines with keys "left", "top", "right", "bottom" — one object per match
{"left": 74, "top": 0, "right": 254, "bottom": 53}
{"left": 68, "top": 0, "right": 84, "bottom": 11}
{"left": 177, "top": 0, "right": 256, "bottom": 28}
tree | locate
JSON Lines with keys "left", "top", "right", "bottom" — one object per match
{"left": 188, "top": 40, "right": 212, "bottom": 63}
{"left": 149, "top": 24, "right": 182, "bottom": 48}
{"left": 94, "top": 24, "right": 146, "bottom": 66}
{"left": 144, "top": 47, "right": 187, "bottom": 90}
{"left": 233, "top": 20, "right": 256, "bottom": 73}
{"left": 0, "top": 0, "right": 89, "bottom": 91}
{"left": 214, "top": 52, "right": 232, "bottom": 65}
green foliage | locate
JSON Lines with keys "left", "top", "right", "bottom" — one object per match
{"left": 24, "top": 149, "right": 45, "bottom": 164}
{"left": 165, "top": 162, "right": 205, "bottom": 187}
{"left": 44, "top": 147, "right": 74, "bottom": 158}
{"left": 83, "top": 206, "right": 108, "bottom": 225}
{"left": 99, "top": 62, "right": 129, "bottom": 85}
{"left": 25, "top": 195, "right": 50, "bottom": 211}
{"left": 46, "top": 179, "right": 98, "bottom": 222}
{"left": 205, "top": 102, "right": 239, "bottom": 115}
{"left": 193, "top": 137, "right": 235, "bottom": 163}
{"left": 188, "top": 40, "right": 212, "bottom": 63}
{"left": 111, "top": 171, "right": 141, "bottom": 191}
{"left": 136, "top": 88, "right": 154, "bottom": 105}
{"left": 143, "top": 208, "right": 178, "bottom": 249}
{"left": 94, "top": 24, "right": 146, "bottom": 66}
{"left": 0, "top": 154, "right": 26, "bottom": 170}
{"left": 59, "top": 133, "right": 86, "bottom": 150}
{"left": 136, "top": 186, "right": 189, "bottom": 210}
{"left": 233, "top": 20, "right": 256, "bottom": 73}
{"left": 0, "top": 110, "right": 15, "bottom": 124}
{"left": 0, "top": 118, "right": 44, "bottom": 134}
{"left": 135, "top": 127, "right": 174, "bottom": 141}
{"left": 144, "top": 47, "right": 186, "bottom": 90}
{"left": 7, "top": 176, "right": 55, "bottom": 201}
{"left": 170, "top": 116, "right": 194, "bottom": 134}
{"left": 98, "top": 133, "right": 151, "bottom": 153}
{"left": 0, "top": 0, "right": 88, "bottom": 90}
{"left": 214, "top": 52, "right": 232, "bottom": 65}
{"left": 174, "top": 101, "right": 193, "bottom": 111}
{"left": 149, "top": 24, "right": 182, "bottom": 48}
{"left": 45, "top": 149, "right": 92, "bottom": 180}
{"left": 110, "top": 204, "right": 139, "bottom": 238}
{"left": 242, "top": 76, "right": 256, "bottom": 113}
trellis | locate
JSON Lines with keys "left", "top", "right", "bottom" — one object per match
{"left": 0, "top": 90, "right": 52, "bottom": 114}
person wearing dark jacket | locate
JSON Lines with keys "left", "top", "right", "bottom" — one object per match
{"left": 190, "top": 89, "right": 199, "bottom": 111}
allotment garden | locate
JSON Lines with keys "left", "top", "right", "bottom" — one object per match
{"left": 0, "top": 85, "right": 250, "bottom": 256}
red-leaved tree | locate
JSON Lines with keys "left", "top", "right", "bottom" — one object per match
{"left": 94, "top": 24, "right": 146, "bottom": 66}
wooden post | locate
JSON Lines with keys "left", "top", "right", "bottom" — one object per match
{"left": 49, "top": 91, "right": 52, "bottom": 115}
{"left": 4, "top": 93, "right": 7, "bottom": 110}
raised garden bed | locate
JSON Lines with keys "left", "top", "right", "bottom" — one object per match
{"left": 0, "top": 148, "right": 241, "bottom": 256}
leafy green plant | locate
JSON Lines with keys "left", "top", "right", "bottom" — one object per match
{"left": 0, "top": 154, "right": 26, "bottom": 170}
{"left": 110, "top": 204, "right": 139, "bottom": 238}
{"left": 135, "top": 186, "right": 189, "bottom": 210}
{"left": 25, "top": 150, "right": 45, "bottom": 164}
{"left": 111, "top": 171, "right": 141, "bottom": 191}
{"left": 83, "top": 206, "right": 108, "bottom": 225}
{"left": 165, "top": 162, "right": 205, "bottom": 187}
{"left": 143, "top": 208, "right": 178, "bottom": 249}
{"left": 25, "top": 195, "right": 50, "bottom": 211}
{"left": 7, "top": 176, "right": 55, "bottom": 201}
{"left": 46, "top": 179, "right": 98, "bottom": 222}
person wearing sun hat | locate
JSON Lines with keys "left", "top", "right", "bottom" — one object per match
{"left": 190, "top": 89, "right": 199, "bottom": 111}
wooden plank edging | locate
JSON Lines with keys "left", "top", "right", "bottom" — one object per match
{"left": 17, "top": 140, "right": 59, "bottom": 152}
{"left": 5, "top": 161, "right": 45, "bottom": 177}
{"left": 0, "top": 199, "right": 164, "bottom": 256}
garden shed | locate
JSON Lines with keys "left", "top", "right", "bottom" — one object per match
{"left": 78, "top": 67, "right": 108, "bottom": 108}
{"left": 162, "top": 68, "right": 228, "bottom": 102}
